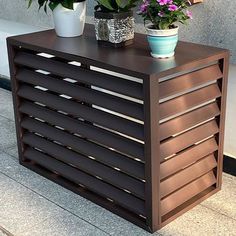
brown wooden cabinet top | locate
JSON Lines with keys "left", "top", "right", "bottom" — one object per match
{"left": 8, "top": 24, "right": 228, "bottom": 79}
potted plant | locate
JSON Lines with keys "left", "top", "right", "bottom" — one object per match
{"left": 27, "top": 0, "right": 86, "bottom": 37}
{"left": 94, "top": 0, "right": 139, "bottom": 47}
{"left": 138, "top": 0, "right": 193, "bottom": 58}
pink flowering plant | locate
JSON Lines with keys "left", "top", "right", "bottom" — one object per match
{"left": 138, "top": 0, "right": 193, "bottom": 30}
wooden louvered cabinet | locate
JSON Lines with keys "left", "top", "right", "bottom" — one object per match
{"left": 7, "top": 25, "right": 229, "bottom": 233}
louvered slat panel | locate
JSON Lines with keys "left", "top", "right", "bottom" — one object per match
{"left": 160, "top": 154, "right": 217, "bottom": 198}
{"left": 160, "top": 102, "right": 220, "bottom": 141}
{"left": 21, "top": 117, "right": 145, "bottom": 182}
{"left": 161, "top": 171, "right": 216, "bottom": 216}
{"left": 16, "top": 69, "right": 143, "bottom": 120}
{"left": 14, "top": 52, "right": 143, "bottom": 99}
{"left": 160, "top": 137, "right": 218, "bottom": 179}
{"left": 19, "top": 101, "right": 144, "bottom": 162}
{"left": 160, "top": 83, "right": 221, "bottom": 120}
{"left": 160, "top": 120, "right": 219, "bottom": 161}
{"left": 17, "top": 85, "right": 144, "bottom": 140}
{"left": 23, "top": 133, "right": 145, "bottom": 196}
{"left": 24, "top": 148, "right": 145, "bottom": 215}
{"left": 159, "top": 64, "right": 222, "bottom": 99}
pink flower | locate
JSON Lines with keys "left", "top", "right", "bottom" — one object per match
{"left": 157, "top": 0, "right": 168, "bottom": 5}
{"left": 168, "top": 4, "right": 178, "bottom": 11}
{"left": 139, "top": 0, "right": 149, "bottom": 13}
{"left": 158, "top": 11, "right": 164, "bottom": 17}
{"left": 186, "top": 10, "right": 193, "bottom": 19}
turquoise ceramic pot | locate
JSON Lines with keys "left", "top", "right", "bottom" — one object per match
{"left": 146, "top": 26, "right": 179, "bottom": 58}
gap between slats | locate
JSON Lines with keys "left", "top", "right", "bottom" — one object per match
{"left": 160, "top": 154, "right": 217, "bottom": 198}
{"left": 19, "top": 101, "right": 144, "bottom": 162}
{"left": 16, "top": 69, "right": 144, "bottom": 121}
{"left": 21, "top": 117, "right": 145, "bottom": 182}
{"left": 159, "top": 64, "right": 222, "bottom": 100}
{"left": 160, "top": 119, "right": 219, "bottom": 161}
{"left": 14, "top": 52, "right": 143, "bottom": 99}
{"left": 159, "top": 83, "right": 221, "bottom": 120}
{"left": 22, "top": 132, "right": 145, "bottom": 198}
{"left": 160, "top": 137, "right": 218, "bottom": 179}
{"left": 17, "top": 85, "right": 144, "bottom": 140}
{"left": 161, "top": 171, "right": 216, "bottom": 216}
{"left": 24, "top": 148, "right": 146, "bottom": 215}
{"left": 159, "top": 102, "right": 220, "bottom": 141}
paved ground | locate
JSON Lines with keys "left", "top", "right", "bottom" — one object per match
{"left": 0, "top": 87, "right": 236, "bottom": 236}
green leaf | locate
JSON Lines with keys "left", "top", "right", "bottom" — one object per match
{"left": 27, "top": 0, "right": 33, "bottom": 8}
{"left": 62, "top": 0, "right": 74, "bottom": 10}
{"left": 158, "top": 21, "right": 170, "bottom": 30}
{"left": 44, "top": 2, "right": 47, "bottom": 13}
{"left": 38, "top": 0, "right": 46, "bottom": 10}
{"left": 98, "top": 0, "right": 115, "bottom": 11}
{"left": 48, "top": 2, "right": 59, "bottom": 11}
{"left": 116, "top": 0, "right": 128, "bottom": 8}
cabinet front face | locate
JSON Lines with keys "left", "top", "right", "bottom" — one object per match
{"left": 8, "top": 46, "right": 150, "bottom": 229}
{"left": 8, "top": 41, "right": 228, "bottom": 232}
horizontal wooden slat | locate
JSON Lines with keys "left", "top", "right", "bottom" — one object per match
{"left": 21, "top": 117, "right": 145, "bottom": 181}
{"left": 19, "top": 101, "right": 144, "bottom": 161}
{"left": 161, "top": 171, "right": 216, "bottom": 216}
{"left": 17, "top": 85, "right": 144, "bottom": 140}
{"left": 23, "top": 133, "right": 145, "bottom": 197}
{"left": 160, "top": 137, "right": 218, "bottom": 179}
{"left": 159, "top": 64, "right": 222, "bottom": 99}
{"left": 16, "top": 69, "right": 143, "bottom": 120}
{"left": 160, "top": 154, "right": 217, "bottom": 198}
{"left": 24, "top": 148, "right": 145, "bottom": 215}
{"left": 21, "top": 162, "right": 148, "bottom": 232}
{"left": 159, "top": 102, "right": 220, "bottom": 140}
{"left": 14, "top": 52, "right": 143, "bottom": 99}
{"left": 160, "top": 83, "right": 221, "bottom": 120}
{"left": 160, "top": 120, "right": 219, "bottom": 160}
{"left": 161, "top": 186, "right": 216, "bottom": 224}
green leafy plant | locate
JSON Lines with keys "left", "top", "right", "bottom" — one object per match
{"left": 27, "top": 0, "right": 85, "bottom": 12}
{"left": 138, "top": 0, "right": 193, "bottom": 30}
{"left": 94, "top": 0, "right": 139, "bottom": 13}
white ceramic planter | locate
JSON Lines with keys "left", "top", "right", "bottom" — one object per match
{"left": 52, "top": 1, "right": 86, "bottom": 37}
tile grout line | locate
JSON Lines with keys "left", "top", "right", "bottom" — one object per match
{"left": 200, "top": 203, "right": 236, "bottom": 222}
{"left": 0, "top": 225, "right": 15, "bottom": 236}
{"left": 0, "top": 149, "right": 19, "bottom": 163}
{"left": 0, "top": 171, "right": 112, "bottom": 236}
{"left": 0, "top": 114, "right": 14, "bottom": 122}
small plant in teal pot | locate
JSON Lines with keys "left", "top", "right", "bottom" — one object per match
{"left": 138, "top": 0, "right": 193, "bottom": 58}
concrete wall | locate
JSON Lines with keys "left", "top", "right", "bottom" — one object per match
{"left": 0, "top": 0, "right": 235, "bottom": 63}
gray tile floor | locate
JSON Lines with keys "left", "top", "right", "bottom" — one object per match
{"left": 0, "top": 88, "right": 236, "bottom": 236}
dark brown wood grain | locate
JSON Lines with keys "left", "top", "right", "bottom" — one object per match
{"left": 161, "top": 171, "right": 216, "bottom": 216}
{"left": 159, "top": 83, "right": 221, "bottom": 120}
{"left": 159, "top": 102, "right": 220, "bottom": 141}
{"left": 160, "top": 137, "right": 218, "bottom": 179}
{"left": 8, "top": 24, "right": 227, "bottom": 78}
{"left": 160, "top": 154, "right": 217, "bottom": 198}
{"left": 159, "top": 64, "right": 223, "bottom": 100}
{"left": 160, "top": 119, "right": 219, "bottom": 161}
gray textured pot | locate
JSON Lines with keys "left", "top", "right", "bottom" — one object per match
{"left": 94, "top": 11, "right": 134, "bottom": 47}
